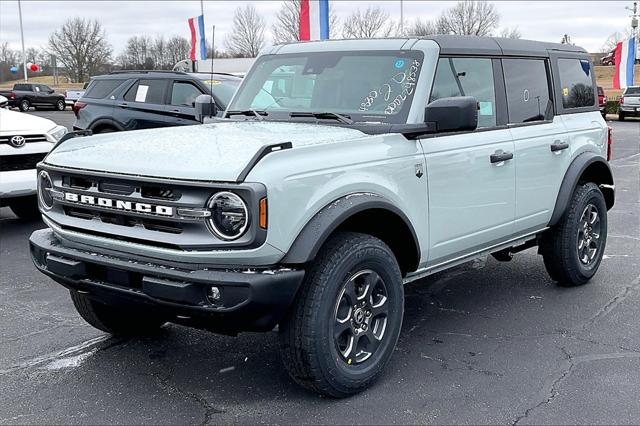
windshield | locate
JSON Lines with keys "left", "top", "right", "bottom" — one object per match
{"left": 195, "top": 76, "right": 241, "bottom": 107}
{"left": 228, "top": 50, "right": 424, "bottom": 124}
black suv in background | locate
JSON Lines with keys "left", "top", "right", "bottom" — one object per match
{"left": 72, "top": 71, "right": 241, "bottom": 133}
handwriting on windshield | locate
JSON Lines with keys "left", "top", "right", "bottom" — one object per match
{"left": 359, "top": 60, "right": 422, "bottom": 115}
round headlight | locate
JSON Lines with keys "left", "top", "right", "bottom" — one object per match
{"left": 207, "top": 192, "right": 248, "bottom": 240}
{"left": 38, "top": 170, "right": 54, "bottom": 210}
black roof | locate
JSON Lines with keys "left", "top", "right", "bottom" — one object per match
{"left": 423, "top": 35, "right": 587, "bottom": 57}
{"left": 94, "top": 70, "right": 241, "bottom": 80}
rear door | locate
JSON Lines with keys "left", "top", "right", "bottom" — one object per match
{"left": 114, "top": 78, "right": 171, "bottom": 130}
{"left": 167, "top": 79, "right": 204, "bottom": 126}
{"left": 422, "top": 56, "right": 516, "bottom": 265}
{"left": 504, "top": 58, "right": 571, "bottom": 233}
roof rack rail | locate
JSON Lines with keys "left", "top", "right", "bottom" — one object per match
{"left": 109, "top": 70, "right": 188, "bottom": 75}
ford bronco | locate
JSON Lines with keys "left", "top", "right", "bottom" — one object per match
{"left": 30, "top": 36, "right": 614, "bottom": 397}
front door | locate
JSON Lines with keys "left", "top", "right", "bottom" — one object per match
{"left": 422, "top": 56, "right": 515, "bottom": 265}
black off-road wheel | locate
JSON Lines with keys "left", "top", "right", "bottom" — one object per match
{"left": 70, "top": 291, "right": 167, "bottom": 336}
{"left": 8, "top": 196, "right": 40, "bottom": 220}
{"left": 540, "top": 182, "right": 608, "bottom": 286}
{"left": 19, "top": 99, "right": 30, "bottom": 112}
{"left": 55, "top": 99, "right": 66, "bottom": 111}
{"left": 279, "top": 232, "right": 404, "bottom": 398}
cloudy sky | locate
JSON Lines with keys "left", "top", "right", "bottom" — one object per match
{"left": 0, "top": 0, "right": 635, "bottom": 56}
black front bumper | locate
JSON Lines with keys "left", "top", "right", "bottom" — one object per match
{"left": 29, "top": 229, "right": 305, "bottom": 334}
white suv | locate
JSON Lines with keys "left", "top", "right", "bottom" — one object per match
{"left": 0, "top": 100, "right": 67, "bottom": 218}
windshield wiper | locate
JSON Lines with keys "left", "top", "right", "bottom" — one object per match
{"left": 289, "top": 111, "right": 353, "bottom": 124}
{"left": 226, "top": 110, "right": 267, "bottom": 120}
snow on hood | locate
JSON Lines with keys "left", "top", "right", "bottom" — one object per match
{"left": 44, "top": 121, "right": 366, "bottom": 182}
{"left": 0, "top": 108, "right": 57, "bottom": 134}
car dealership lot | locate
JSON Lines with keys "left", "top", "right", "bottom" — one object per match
{"left": 0, "top": 120, "right": 638, "bottom": 424}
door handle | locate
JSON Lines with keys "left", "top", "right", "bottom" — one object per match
{"left": 490, "top": 150, "right": 513, "bottom": 164}
{"left": 117, "top": 103, "right": 128, "bottom": 108}
{"left": 550, "top": 141, "right": 569, "bottom": 152}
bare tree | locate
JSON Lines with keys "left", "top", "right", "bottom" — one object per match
{"left": 48, "top": 18, "right": 112, "bottom": 82}
{"left": 406, "top": 19, "right": 438, "bottom": 37}
{"left": 497, "top": 26, "right": 521, "bottom": 39}
{"left": 121, "top": 36, "right": 154, "bottom": 69}
{"left": 342, "top": 6, "right": 397, "bottom": 39}
{"left": 271, "top": 0, "right": 340, "bottom": 44}
{"left": 225, "top": 5, "right": 266, "bottom": 58}
{"left": 166, "top": 36, "right": 191, "bottom": 66}
{"left": 600, "top": 30, "right": 632, "bottom": 53}
{"left": 436, "top": 0, "right": 500, "bottom": 36}
{"left": 0, "top": 42, "right": 20, "bottom": 82}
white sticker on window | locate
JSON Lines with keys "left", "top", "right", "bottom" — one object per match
{"left": 135, "top": 85, "right": 149, "bottom": 102}
{"left": 479, "top": 101, "right": 493, "bottom": 116}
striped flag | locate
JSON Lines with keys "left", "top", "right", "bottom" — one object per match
{"left": 613, "top": 37, "right": 636, "bottom": 90}
{"left": 188, "top": 15, "right": 206, "bottom": 61}
{"left": 299, "top": 0, "right": 329, "bottom": 41}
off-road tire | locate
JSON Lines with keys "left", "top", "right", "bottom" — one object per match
{"left": 55, "top": 100, "right": 65, "bottom": 111}
{"left": 19, "top": 99, "right": 30, "bottom": 112}
{"left": 8, "top": 196, "right": 40, "bottom": 220}
{"left": 70, "top": 290, "right": 166, "bottom": 336}
{"left": 540, "top": 182, "right": 608, "bottom": 286}
{"left": 279, "top": 232, "right": 404, "bottom": 397}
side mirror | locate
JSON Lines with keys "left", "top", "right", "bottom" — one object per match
{"left": 425, "top": 96, "right": 478, "bottom": 133}
{"left": 195, "top": 94, "right": 217, "bottom": 123}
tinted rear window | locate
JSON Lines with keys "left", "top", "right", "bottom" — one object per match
{"left": 84, "top": 79, "right": 126, "bottom": 99}
{"left": 503, "top": 59, "right": 551, "bottom": 123}
{"left": 13, "top": 84, "right": 30, "bottom": 91}
{"left": 624, "top": 87, "right": 640, "bottom": 95}
{"left": 558, "top": 59, "right": 595, "bottom": 108}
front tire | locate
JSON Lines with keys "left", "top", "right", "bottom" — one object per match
{"left": 279, "top": 232, "right": 404, "bottom": 397}
{"left": 55, "top": 100, "right": 65, "bottom": 111}
{"left": 70, "top": 291, "right": 166, "bottom": 336}
{"left": 540, "top": 182, "right": 608, "bottom": 286}
{"left": 19, "top": 99, "right": 30, "bottom": 112}
{"left": 8, "top": 196, "right": 40, "bottom": 220}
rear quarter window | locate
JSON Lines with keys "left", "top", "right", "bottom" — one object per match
{"left": 84, "top": 79, "right": 126, "bottom": 99}
{"left": 558, "top": 58, "right": 596, "bottom": 108}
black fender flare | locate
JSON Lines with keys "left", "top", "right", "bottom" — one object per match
{"left": 89, "top": 118, "right": 123, "bottom": 132}
{"left": 281, "top": 193, "right": 421, "bottom": 271}
{"left": 548, "top": 152, "right": 614, "bottom": 227}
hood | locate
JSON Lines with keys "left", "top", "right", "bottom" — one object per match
{"left": 44, "top": 121, "right": 366, "bottom": 182}
{"left": 0, "top": 108, "right": 57, "bottom": 134}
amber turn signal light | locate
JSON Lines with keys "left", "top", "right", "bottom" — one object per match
{"left": 259, "top": 198, "right": 268, "bottom": 229}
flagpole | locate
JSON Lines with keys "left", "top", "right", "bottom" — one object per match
{"left": 18, "top": 0, "right": 27, "bottom": 81}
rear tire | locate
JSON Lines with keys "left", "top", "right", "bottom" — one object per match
{"left": 8, "top": 196, "right": 40, "bottom": 220}
{"left": 19, "top": 99, "right": 30, "bottom": 112}
{"left": 540, "top": 182, "right": 608, "bottom": 286}
{"left": 70, "top": 290, "right": 166, "bottom": 336}
{"left": 279, "top": 232, "right": 404, "bottom": 397}
{"left": 55, "top": 100, "right": 65, "bottom": 111}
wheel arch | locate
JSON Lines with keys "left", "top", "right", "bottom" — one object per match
{"left": 280, "top": 193, "right": 421, "bottom": 275}
{"left": 90, "top": 118, "right": 123, "bottom": 133}
{"left": 549, "top": 152, "right": 614, "bottom": 227}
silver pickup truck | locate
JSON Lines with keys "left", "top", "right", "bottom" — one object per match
{"left": 30, "top": 36, "right": 614, "bottom": 397}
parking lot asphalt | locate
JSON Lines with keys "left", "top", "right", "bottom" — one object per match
{"left": 0, "top": 118, "right": 638, "bottom": 425}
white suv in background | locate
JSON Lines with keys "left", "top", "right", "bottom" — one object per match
{"left": 0, "top": 96, "right": 67, "bottom": 219}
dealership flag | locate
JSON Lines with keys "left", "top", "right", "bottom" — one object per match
{"left": 188, "top": 15, "right": 206, "bottom": 61}
{"left": 299, "top": 0, "right": 329, "bottom": 41}
{"left": 613, "top": 37, "right": 636, "bottom": 89}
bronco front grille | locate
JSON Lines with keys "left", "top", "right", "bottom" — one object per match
{"left": 40, "top": 166, "right": 266, "bottom": 250}
{"left": 0, "top": 153, "right": 47, "bottom": 171}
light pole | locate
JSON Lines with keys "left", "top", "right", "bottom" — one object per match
{"left": 18, "top": 0, "right": 27, "bottom": 81}
{"left": 400, "top": 0, "right": 404, "bottom": 35}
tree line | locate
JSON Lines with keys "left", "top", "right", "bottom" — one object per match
{"left": 0, "top": 0, "right": 626, "bottom": 84}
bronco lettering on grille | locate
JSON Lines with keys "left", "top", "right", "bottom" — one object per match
{"left": 64, "top": 192, "right": 173, "bottom": 216}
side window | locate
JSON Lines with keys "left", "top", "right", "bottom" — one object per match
{"left": 558, "top": 58, "right": 595, "bottom": 108}
{"left": 170, "top": 81, "right": 203, "bottom": 107}
{"left": 430, "top": 57, "right": 497, "bottom": 128}
{"left": 502, "top": 59, "right": 551, "bottom": 124}
{"left": 124, "top": 79, "right": 166, "bottom": 104}
{"left": 83, "top": 79, "right": 125, "bottom": 99}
